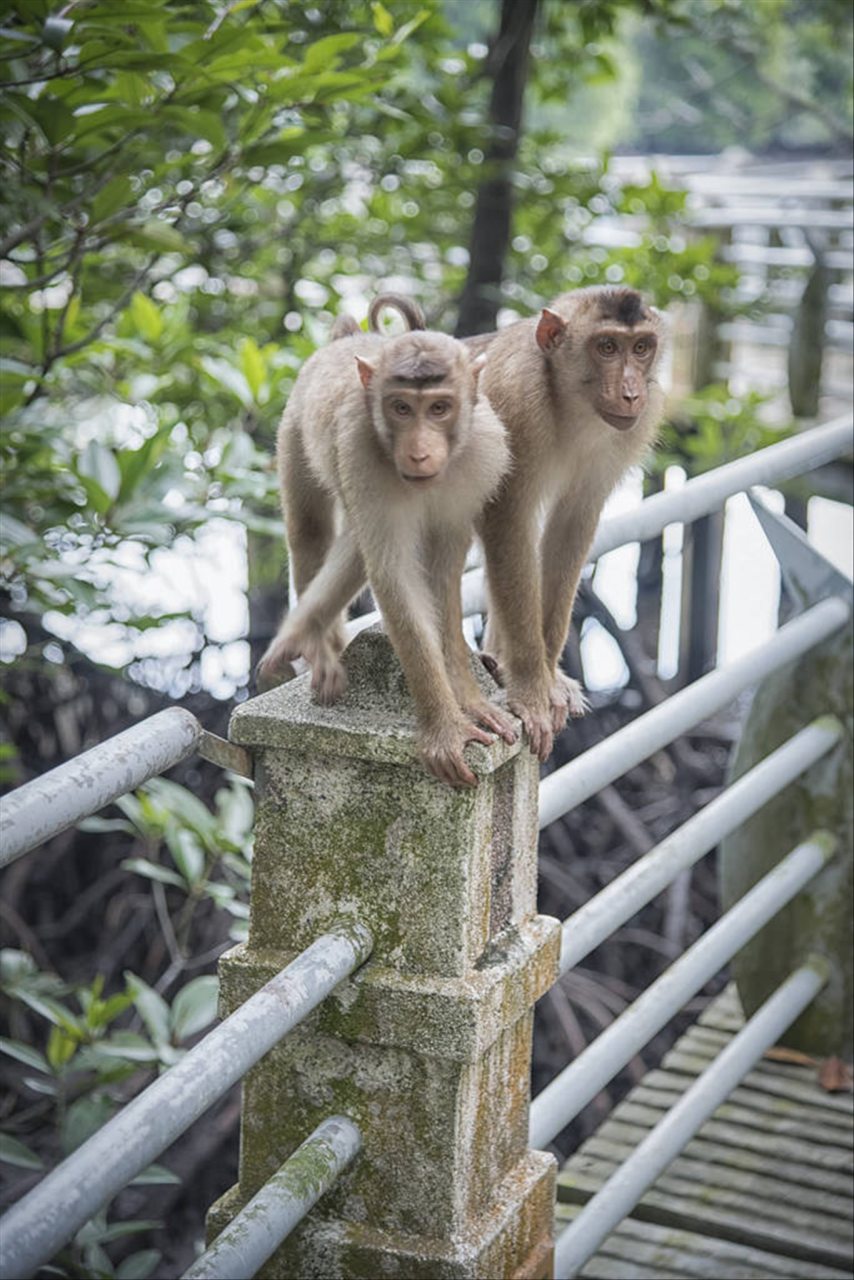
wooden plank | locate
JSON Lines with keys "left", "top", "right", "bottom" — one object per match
{"left": 633, "top": 1077, "right": 853, "bottom": 1144}
{"left": 576, "top": 1116, "right": 854, "bottom": 1197}
{"left": 559, "top": 1152, "right": 851, "bottom": 1245}
{"left": 574, "top": 1133, "right": 852, "bottom": 1223}
{"left": 557, "top": 984, "right": 854, "bottom": 1277}
{"left": 666, "top": 1037, "right": 854, "bottom": 1115}
{"left": 615, "top": 1100, "right": 854, "bottom": 1172}
{"left": 555, "top": 1204, "right": 854, "bottom": 1280}
{"left": 557, "top": 1163, "right": 850, "bottom": 1270}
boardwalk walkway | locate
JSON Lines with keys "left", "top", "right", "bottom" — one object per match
{"left": 556, "top": 985, "right": 854, "bottom": 1279}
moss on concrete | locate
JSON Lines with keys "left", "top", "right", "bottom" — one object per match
{"left": 215, "top": 626, "right": 557, "bottom": 1277}
{"left": 720, "top": 625, "right": 853, "bottom": 1057}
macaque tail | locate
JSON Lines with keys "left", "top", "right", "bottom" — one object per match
{"left": 368, "top": 293, "right": 426, "bottom": 334}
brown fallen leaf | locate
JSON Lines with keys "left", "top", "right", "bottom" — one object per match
{"left": 763, "top": 1045, "right": 818, "bottom": 1067}
{"left": 818, "top": 1056, "right": 853, "bottom": 1093}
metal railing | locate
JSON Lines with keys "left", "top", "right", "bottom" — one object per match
{"left": 0, "top": 414, "right": 850, "bottom": 1278}
{"left": 0, "top": 709, "right": 252, "bottom": 868}
{"left": 520, "top": 415, "right": 853, "bottom": 1276}
{"left": 0, "top": 924, "right": 373, "bottom": 1280}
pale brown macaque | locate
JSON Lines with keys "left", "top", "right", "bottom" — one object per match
{"left": 465, "top": 285, "right": 667, "bottom": 762}
{"left": 258, "top": 316, "right": 517, "bottom": 788}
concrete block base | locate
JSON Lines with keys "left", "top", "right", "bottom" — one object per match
{"left": 208, "top": 1149, "right": 555, "bottom": 1280}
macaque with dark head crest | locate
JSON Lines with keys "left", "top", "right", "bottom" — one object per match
{"left": 464, "top": 285, "right": 667, "bottom": 762}
{"left": 258, "top": 316, "right": 517, "bottom": 788}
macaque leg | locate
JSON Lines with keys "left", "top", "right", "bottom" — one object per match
{"left": 365, "top": 546, "right": 495, "bottom": 789}
{"left": 277, "top": 530, "right": 366, "bottom": 704}
{"left": 423, "top": 527, "right": 517, "bottom": 745}
{"left": 540, "top": 506, "right": 595, "bottom": 731}
{"left": 258, "top": 426, "right": 341, "bottom": 688}
{"left": 480, "top": 497, "right": 554, "bottom": 762}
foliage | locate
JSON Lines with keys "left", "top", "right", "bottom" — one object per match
{"left": 0, "top": 946, "right": 220, "bottom": 1279}
{"left": 657, "top": 384, "right": 790, "bottom": 476}
{"left": 628, "top": 0, "right": 853, "bottom": 153}
{"left": 0, "top": 771, "right": 252, "bottom": 1276}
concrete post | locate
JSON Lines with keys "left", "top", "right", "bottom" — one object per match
{"left": 206, "top": 627, "right": 561, "bottom": 1279}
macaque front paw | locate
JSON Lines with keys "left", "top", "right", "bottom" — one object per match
{"left": 256, "top": 641, "right": 298, "bottom": 692}
{"left": 463, "top": 698, "right": 518, "bottom": 745}
{"left": 549, "top": 671, "right": 589, "bottom": 733}
{"left": 505, "top": 686, "right": 554, "bottom": 763}
{"left": 419, "top": 719, "right": 495, "bottom": 789}
{"left": 277, "top": 620, "right": 348, "bottom": 706}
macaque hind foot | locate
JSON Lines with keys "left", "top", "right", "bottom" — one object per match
{"left": 478, "top": 651, "right": 505, "bottom": 687}
{"left": 419, "top": 719, "right": 495, "bottom": 789}
{"left": 506, "top": 686, "right": 554, "bottom": 763}
{"left": 464, "top": 697, "right": 518, "bottom": 745}
{"left": 550, "top": 671, "right": 589, "bottom": 733}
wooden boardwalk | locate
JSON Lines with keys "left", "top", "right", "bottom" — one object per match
{"left": 556, "top": 985, "right": 854, "bottom": 1279}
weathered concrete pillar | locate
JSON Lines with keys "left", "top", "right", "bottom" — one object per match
{"left": 207, "top": 627, "right": 560, "bottom": 1278}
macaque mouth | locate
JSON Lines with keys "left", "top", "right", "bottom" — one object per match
{"left": 401, "top": 471, "right": 441, "bottom": 484}
{"left": 599, "top": 408, "right": 640, "bottom": 431}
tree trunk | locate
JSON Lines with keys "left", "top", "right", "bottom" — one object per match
{"left": 455, "top": 0, "right": 540, "bottom": 338}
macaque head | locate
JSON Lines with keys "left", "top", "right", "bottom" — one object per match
{"left": 536, "top": 287, "right": 664, "bottom": 432}
{"left": 356, "top": 333, "right": 481, "bottom": 486}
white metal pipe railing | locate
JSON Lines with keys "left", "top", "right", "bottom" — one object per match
{"left": 0, "top": 923, "right": 373, "bottom": 1280}
{"left": 529, "top": 832, "right": 836, "bottom": 1150}
{"left": 557, "top": 716, "right": 841, "bottom": 975}
{"left": 454, "top": 415, "right": 853, "bottom": 619}
{"left": 538, "top": 596, "right": 850, "bottom": 830}
{"left": 0, "top": 708, "right": 203, "bottom": 868}
{"left": 553, "top": 956, "right": 830, "bottom": 1280}
{"left": 182, "top": 1115, "right": 362, "bottom": 1280}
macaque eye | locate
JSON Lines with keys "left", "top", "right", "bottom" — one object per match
{"left": 429, "top": 400, "right": 451, "bottom": 417}
{"left": 634, "top": 338, "right": 653, "bottom": 356}
{"left": 392, "top": 400, "right": 412, "bottom": 416}
{"left": 598, "top": 337, "right": 618, "bottom": 356}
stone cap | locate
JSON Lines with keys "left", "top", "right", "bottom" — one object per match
{"left": 230, "top": 626, "right": 522, "bottom": 776}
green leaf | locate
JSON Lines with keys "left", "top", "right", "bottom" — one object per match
{"left": 120, "top": 858, "right": 187, "bottom": 890}
{"left": 0, "top": 1133, "right": 43, "bottom": 1169}
{"left": 77, "top": 441, "right": 121, "bottom": 503}
{"left": 78, "top": 1220, "right": 161, "bottom": 1247}
{"left": 372, "top": 2, "right": 394, "bottom": 37}
{"left": 130, "top": 292, "right": 163, "bottom": 343}
{"left": 129, "top": 1163, "right": 180, "bottom": 1187}
{"left": 302, "top": 32, "right": 361, "bottom": 73}
{"left": 0, "top": 1036, "right": 50, "bottom": 1074}
{"left": 14, "top": 991, "right": 84, "bottom": 1036}
{"left": 62, "top": 1096, "right": 115, "bottom": 1155}
{"left": 169, "top": 975, "right": 219, "bottom": 1042}
{"left": 238, "top": 337, "right": 266, "bottom": 399}
{"left": 125, "top": 971, "right": 170, "bottom": 1047}
{"left": 164, "top": 826, "right": 204, "bottom": 886}
{"left": 117, "top": 1250, "right": 162, "bottom": 1280}
{"left": 46, "top": 1024, "right": 79, "bottom": 1071}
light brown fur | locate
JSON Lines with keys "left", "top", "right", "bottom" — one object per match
{"left": 258, "top": 323, "right": 516, "bottom": 788}
{"left": 467, "top": 285, "right": 667, "bottom": 761}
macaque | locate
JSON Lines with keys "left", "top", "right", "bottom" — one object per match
{"left": 257, "top": 314, "right": 517, "bottom": 788}
{"left": 465, "top": 285, "right": 667, "bottom": 762}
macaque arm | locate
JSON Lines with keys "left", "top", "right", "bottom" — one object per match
{"left": 479, "top": 491, "right": 554, "bottom": 761}
{"left": 266, "top": 529, "right": 366, "bottom": 704}
{"left": 423, "top": 525, "right": 517, "bottom": 745}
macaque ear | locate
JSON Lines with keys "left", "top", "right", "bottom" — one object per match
{"left": 355, "top": 356, "right": 375, "bottom": 388}
{"left": 535, "top": 307, "right": 568, "bottom": 354}
{"left": 471, "top": 352, "right": 488, "bottom": 385}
